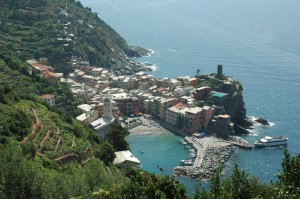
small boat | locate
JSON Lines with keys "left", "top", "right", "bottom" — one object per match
{"left": 139, "top": 150, "right": 144, "bottom": 154}
{"left": 180, "top": 159, "right": 193, "bottom": 166}
{"left": 185, "top": 145, "right": 191, "bottom": 149}
{"left": 255, "top": 136, "right": 288, "bottom": 147}
{"left": 189, "top": 153, "right": 196, "bottom": 158}
{"left": 179, "top": 139, "right": 187, "bottom": 145}
{"left": 189, "top": 148, "right": 196, "bottom": 153}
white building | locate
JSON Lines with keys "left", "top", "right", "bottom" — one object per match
{"left": 113, "top": 150, "right": 141, "bottom": 168}
{"left": 90, "top": 95, "right": 114, "bottom": 138}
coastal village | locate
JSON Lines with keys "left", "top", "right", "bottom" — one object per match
{"left": 26, "top": 57, "right": 252, "bottom": 179}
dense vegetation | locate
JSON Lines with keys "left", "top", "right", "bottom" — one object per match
{"left": 0, "top": 0, "right": 144, "bottom": 74}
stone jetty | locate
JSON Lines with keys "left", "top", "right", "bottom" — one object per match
{"left": 174, "top": 136, "right": 246, "bottom": 180}
{"left": 174, "top": 145, "right": 237, "bottom": 179}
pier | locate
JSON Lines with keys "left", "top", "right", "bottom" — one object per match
{"left": 184, "top": 136, "right": 205, "bottom": 168}
{"left": 175, "top": 136, "right": 238, "bottom": 179}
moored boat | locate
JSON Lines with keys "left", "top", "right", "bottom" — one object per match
{"left": 255, "top": 136, "right": 288, "bottom": 147}
{"left": 189, "top": 148, "right": 196, "bottom": 153}
{"left": 179, "top": 139, "right": 187, "bottom": 145}
{"left": 189, "top": 153, "right": 196, "bottom": 158}
{"left": 180, "top": 159, "right": 193, "bottom": 166}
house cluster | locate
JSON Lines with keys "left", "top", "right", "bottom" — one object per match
{"left": 58, "top": 62, "right": 222, "bottom": 137}
{"left": 27, "top": 58, "right": 63, "bottom": 86}
{"left": 27, "top": 56, "right": 235, "bottom": 138}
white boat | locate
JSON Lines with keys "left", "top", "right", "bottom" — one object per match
{"left": 180, "top": 159, "right": 193, "bottom": 166}
{"left": 189, "top": 153, "right": 196, "bottom": 158}
{"left": 189, "top": 148, "right": 196, "bottom": 153}
{"left": 179, "top": 139, "right": 187, "bottom": 145}
{"left": 255, "top": 136, "right": 288, "bottom": 147}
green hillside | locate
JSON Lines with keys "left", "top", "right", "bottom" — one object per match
{"left": 0, "top": 0, "right": 149, "bottom": 74}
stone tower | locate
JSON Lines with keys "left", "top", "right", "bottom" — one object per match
{"left": 103, "top": 95, "right": 112, "bottom": 120}
{"left": 217, "top": 64, "right": 223, "bottom": 79}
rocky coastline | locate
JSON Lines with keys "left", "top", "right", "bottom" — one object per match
{"left": 174, "top": 145, "right": 237, "bottom": 180}
{"left": 111, "top": 46, "right": 154, "bottom": 75}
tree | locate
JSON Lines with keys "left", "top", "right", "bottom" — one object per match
{"left": 276, "top": 150, "right": 300, "bottom": 198}
{"left": 100, "top": 169, "right": 187, "bottom": 199}
{"left": 107, "top": 124, "right": 130, "bottom": 151}
{"left": 231, "top": 164, "right": 251, "bottom": 199}
{"left": 95, "top": 142, "right": 116, "bottom": 165}
{"left": 21, "top": 142, "right": 37, "bottom": 159}
{"left": 210, "top": 167, "right": 221, "bottom": 198}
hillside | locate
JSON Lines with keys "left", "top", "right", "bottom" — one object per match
{"left": 0, "top": 53, "right": 117, "bottom": 163}
{"left": 0, "top": 0, "right": 150, "bottom": 75}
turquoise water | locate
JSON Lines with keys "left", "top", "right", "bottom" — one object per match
{"left": 81, "top": 0, "right": 300, "bottom": 191}
{"left": 128, "top": 132, "right": 188, "bottom": 174}
{"left": 128, "top": 132, "right": 200, "bottom": 193}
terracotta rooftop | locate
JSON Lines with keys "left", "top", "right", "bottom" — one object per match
{"left": 43, "top": 71, "right": 58, "bottom": 77}
{"left": 41, "top": 94, "right": 54, "bottom": 99}
{"left": 157, "top": 87, "right": 168, "bottom": 92}
{"left": 174, "top": 102, "right": 186, "bottom": 109}
{"left": 31, "top": 63, "right": 52, "bottom": 71}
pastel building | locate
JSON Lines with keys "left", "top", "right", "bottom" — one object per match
{"left": 112, "top": 93, "right": 140, "bottom": 115}
{"left": 166, "top": 103, "right": 188, "bottom": 126}
{"left": 182, "top": 107, "right": 203, "bottom": 134}
{"left": 202, "top": 106, "right": 215, "bottom": 128}
{"left": 166, "top": 103, "right": 215, "bottom": 134}
{"left": 41, "top": 94, "right": 55, "bottom": 106}
{"left": 193, "top": 87, "right": 212, "bottom": 100}
{"left": 76, "top": 104, "right": 98, "bottom": 124}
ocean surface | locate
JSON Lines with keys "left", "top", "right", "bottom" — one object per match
{"left": 81, "top": 0, "right": 300, "bottom": 192}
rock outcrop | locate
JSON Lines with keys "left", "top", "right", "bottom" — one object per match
{"left": 223, "top": 94, "right": 253, "bottom": 128}
{"left": 255, "top": 117, "right": 269, "bottom": 126}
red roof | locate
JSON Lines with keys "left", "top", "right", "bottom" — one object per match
{"left": 41, "top": 94, "right": 54, "bottom": 99}
{"left": 43, "top": 71, "right": 58, "bottom": 77}
{"left": 157, "top": 87, "right": 168, "bottom": 92}
{"left": 31, "top": 63, "right": 52, "bottom": 71}
{"left": 174, "top": 102, "right": 186, "bottom": 109}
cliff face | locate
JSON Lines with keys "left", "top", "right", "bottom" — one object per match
{"left": 223, "top": 94, "right": 247, "bottom": 126}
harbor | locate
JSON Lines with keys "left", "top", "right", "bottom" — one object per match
{"left": 175, "top": 135, "right": 251, "bottom": 179}
{"left": 128, "top": 116, "right": 253, "bottom": 179}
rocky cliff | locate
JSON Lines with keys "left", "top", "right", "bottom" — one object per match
{"left": 223, "top": 94, "right": 253, "bottom": 128}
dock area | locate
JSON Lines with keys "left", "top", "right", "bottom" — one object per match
{"left": 184, "top": 136, "right": 235, "bottom": 168}
{"left": 175, "top": 136, "right": 250, "bottom": 179}
{"left": 184, "top": 136, "right": 205, "bottom": 168}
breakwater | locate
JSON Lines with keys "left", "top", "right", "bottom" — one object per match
{"left": 174, "top": 145, "right": 237, "bottom": 179}
{"left": 174, "top": 136, "right": 241, "bottom": 179}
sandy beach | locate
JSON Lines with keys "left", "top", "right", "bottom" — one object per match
{"left": 129, "top": 117, "right": 169, "bottom": 136}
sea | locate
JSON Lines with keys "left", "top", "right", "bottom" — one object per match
{"left": 81, "top": 0, "right": 300, "bottom": 193}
